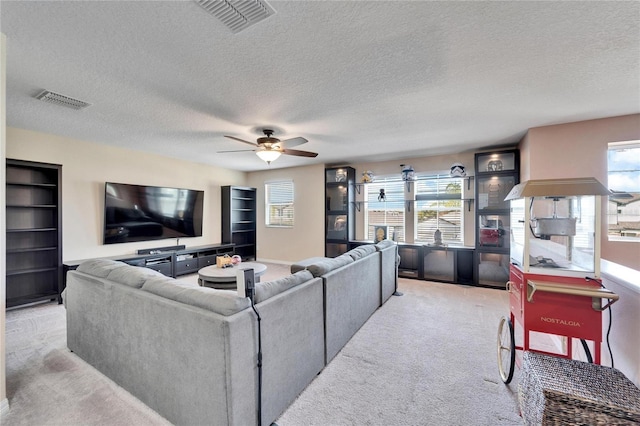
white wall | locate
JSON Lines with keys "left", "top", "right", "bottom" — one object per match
{"left": 521, "top": 114, "right": 640, "bottom": 271}
{"left": 6, "top": 127, "right": 247, "bottom": 261}
{"left": 247, "top": 164, "right": 325, "bottom": 263}
{"left": 246, "top": 153, "right": 478, "bottom": 264}
{"left": 601, "top": 262, "right": 640, "bottom": 387}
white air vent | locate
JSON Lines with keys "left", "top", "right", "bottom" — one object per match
{"left": 195, "top": 0, "right": 275, "bottom": 33}
{"left": 35, "top": 90, "right": 91, "bottom": 110}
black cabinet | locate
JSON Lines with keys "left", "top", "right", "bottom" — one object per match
{"left": 62, "top": 243, "right": 236, "bottom": 293}
{"left": 221, "top": 186, "right": 256, "bottom": 261}
{"left": 398, "top": 244, "right": 421, "bottom": 279}
{"left": 132, "top": 254, "right": 174, "bottom": 276}
{"left": 6, "top": 159, "right": 63, "bottom": 307}
{"left": 350, "top": 240, "right": 473, "bottom": 285}
{"left": 474, "top": 149, "right": 519, "bottom": 288}
{"left": 422, "top": 246, "right": 475, "bottom": 285}
{"left": 325, "top": 167, "right": 355, "bottom": 257}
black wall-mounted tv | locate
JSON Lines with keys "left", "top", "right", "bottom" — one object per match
{"left": 103, "top": 182, "right": 204, "bottom": 245}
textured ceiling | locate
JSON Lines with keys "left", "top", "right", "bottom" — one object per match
{"left": 2, "top": 1, "right": 639, "bottom": 172}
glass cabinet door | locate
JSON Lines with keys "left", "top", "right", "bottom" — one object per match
{"left": 476, "top": 151, "right": 517, "bottom": 173}
{"left": 423, "top": 248, "right": 455, "bottom": 282}
{"left": 478, "top": 213, "right": 510, "bottom": 249}
{"left": 477, "top": 252, "right": 510, "bottom": 286}
{"left": 326, "top": 184, "right": 349, "bottom": 212}
{"left": 326, "top": 214, "right": 348, "bottom": 240}
{"left": 476, "top": 176, "right": 516, "bottom": 211}
{"left": 326, "top": 168, "right": 350, "bottom": 183}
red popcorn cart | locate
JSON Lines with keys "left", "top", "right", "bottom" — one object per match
{"left": 496, "top": 178, "right": 619, "bottom": 384}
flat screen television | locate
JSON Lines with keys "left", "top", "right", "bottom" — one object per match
{"left": 104, "top": 182, "right": 204, "bottom": 245}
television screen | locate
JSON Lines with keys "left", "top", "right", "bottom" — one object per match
{"left": 104, "top": 182, "right": 204, "bottom": 244}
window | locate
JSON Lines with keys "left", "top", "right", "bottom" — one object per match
{"left": 265, "top": 180, "right": 294, "bottom": 227}
{"left": 364, "top": 177, "right": 405, "bottom": 242}
{"left": 608, "top": 141, "right": 640, "bottom": 241}
{"left": 415, "top": 174, "right": 463, "bottom": 245}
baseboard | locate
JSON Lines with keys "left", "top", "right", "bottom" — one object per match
{"left": 256, "top": 258, "right": 293, "bottom": 266}
{"left": 0, "top": 398, "right": 10, "bottom": 417}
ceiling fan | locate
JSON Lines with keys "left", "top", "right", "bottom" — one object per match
{"left": 219, "top": 129, "right": 318, "bottom": 164}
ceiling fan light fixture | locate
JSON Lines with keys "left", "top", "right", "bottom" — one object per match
{"left": 256, "top": 150, "right": 281, "bottom": 164}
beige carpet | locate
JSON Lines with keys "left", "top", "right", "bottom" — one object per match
{"left": 277, "top": 278, "right": 522, "bottom": 425}
{"left": 2, "top": 264, "right": 522, "bottom": 425}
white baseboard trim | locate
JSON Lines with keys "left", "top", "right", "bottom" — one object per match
{"left": 0, "top": 398, "right": 10, "bottom": 417}
{"left": 256, "top": 258, "right": 292, "bottom": 266}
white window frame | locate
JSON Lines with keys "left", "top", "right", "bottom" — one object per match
{"left": 265, "top": 180, "right": 294, "bottom": 228}
{"left": 414, "top": 173, "right": 463, "bottom": 245}
{"left": 363, "top": 177, "right": 406, "bottom": 242}
{"left": 607, "top": 140, "right": 640, "bottom": 242}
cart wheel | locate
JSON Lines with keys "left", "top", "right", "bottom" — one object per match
{"left": 497, "top": 316, "right": 515, "bottom": 384}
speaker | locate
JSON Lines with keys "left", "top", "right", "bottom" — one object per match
{"left": 237, "top": 268, "right": 255, "bottom": 303}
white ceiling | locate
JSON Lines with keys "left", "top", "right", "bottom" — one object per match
{"left": 2, "top": 1, "right": 639, "bottom": 172}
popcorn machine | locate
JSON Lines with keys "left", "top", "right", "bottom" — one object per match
{"left": 497, "top": 178, "right": 619, "bottom": 383}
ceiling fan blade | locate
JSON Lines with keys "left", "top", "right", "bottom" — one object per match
{"left": 225, "top": 135, "right": 258, "bottom": 146}
{"left": 279, "top": 137, "right": 308, "bottom": 148}
{"left": 217, "top": 149, "right": 256, "bottom": 153}
{"left": 281, "top": 148, "right": 318, "bottom": 158}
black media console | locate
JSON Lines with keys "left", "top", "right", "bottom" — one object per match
{"left": 62, "top": 243, "right": 235, "bottom": 297}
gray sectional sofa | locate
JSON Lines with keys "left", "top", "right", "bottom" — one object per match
{"left": 64, "top": 240, "right": 398, "bottom": 426}
{"left": 291, "top": 240, "right": 398, "bottom": 362}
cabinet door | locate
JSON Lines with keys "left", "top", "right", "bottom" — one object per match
{"left": 476, "top": 176, "right": 516, "bottom": 211}
{"left": 476, "top": 151, "right": 517, "bottom": 173}
{"left": 423, "top": 248, "right": 455, "bottom": 282}
{"left": 325, "top": 243, "right": 347, "bottom": 258}
{"left": 478, "top": 213, "right": 510, "bottom": 249}
{"left": 326, "top": 214, "right": 348, "bottom": 240}
{"left": 398, "top": 246, "right": 420, "bottom": 278}
{"left": 477, "top": 252, "right": 510, "bottom": 287}
{"left": 326, "top": 184, "right": 349, "bottom": 211}
{"left": 175, "top": 259, "right": 198, "bottom": 275}
{"left": 324, "top": 167, "right": 355, "bottom": 257}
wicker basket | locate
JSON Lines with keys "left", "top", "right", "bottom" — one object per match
{"left": 519, "top": 351, "right": 640, "bottom": 425}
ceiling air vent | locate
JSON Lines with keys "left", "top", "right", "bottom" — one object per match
{"left": 35, "top": 90, "right": 91, "bottom": 110}
{"left": 195, "top": 0, "right": 275, "bottom": 33}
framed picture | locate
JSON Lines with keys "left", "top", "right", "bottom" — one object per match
{"left": 374, "top": 225, "right": 388, "bottom": 243}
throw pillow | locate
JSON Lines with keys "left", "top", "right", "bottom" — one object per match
{"left": 142, "top": 278, "right": 251, "bottom": 316}
{"left": 346, "top": 244, "right": 376, "bottom": 260}
{"left": 254, "top": 270, "right": 314, "bottom": 304}
{"left": 375, "top": 239, "right": 395, "bottom": 251}
{"left": 106, "top": 264, "right": 165, "bottom": 288}
{"left": 306, "top": 254, "right": 353, "bottom": 277}
{"left": 77, "top": 259, "right": 128, "bottom": 278}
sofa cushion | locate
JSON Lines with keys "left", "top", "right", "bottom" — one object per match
{"left": 291, "top": 257, "right": 329, "bottom": 274}
{"left": 141, "top": 277, "right": 251, "bottom": 316}
{"left": 306, "top": 254, "right": 354, "bottom": 277}
{"left": 346, "top": 245, "right": 377, "bottom": 261}
{"left": 106, "top": 264, "right": 166, "bottom": 288}
{"left": 375, "top": 239, "right": 395, "bottom": 250}
{"left": 254, "top": 270, "right": 314, "bottom": 304}
{"left": 77, "top": 259, "right": 128, "bottom": 278}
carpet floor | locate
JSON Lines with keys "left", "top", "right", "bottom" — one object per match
{"left": 2, "top": 265, "right": 522, "bottom": 425}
